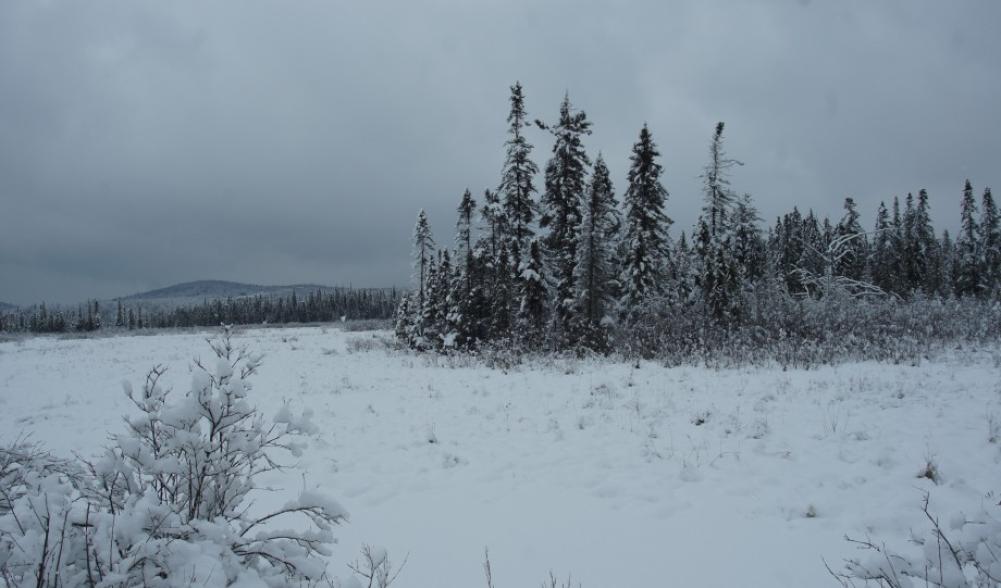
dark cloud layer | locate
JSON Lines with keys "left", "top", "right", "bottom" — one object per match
{"left": 1, "top": 1, "right": 999, "bottom": 304}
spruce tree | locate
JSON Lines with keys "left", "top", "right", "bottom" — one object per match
{"left": 732, "top": 193, "right": 765, "bottom": 282}
{"left": 413, "top": 209, "right": 436, "bottom": 312}
{"left": 573, "top": 153, "right": 620, "bottom": 348}
{"left": 489, "top": 243, "right": 514, "bottom": 340}
{"left": 956, "top": 180, "right": 981, "bottom": 297}
{"left": 939, "top": 230, "right": 956, "bottom": 297}
{"left": 912, "top": 189, "right": 938, "bottom": 293}
{"left": 539, "top": 93, "right": 591, "bottom": 346}
{"left": 835, "top": 197, "right": 867, "bottom": 281}
{"left": 870, "top": 201, "right": 895, "bottom": 294}
{"left": 619, "top": 124, "right": 671, "bottom": 314}
{"left": 451, "top": 189, "right": 481, "bottom": 348}
{"left": 499, "top": 81, "right": 539, "bottom": 266}
{"left": 981, "top": 187, "right": 1000, "bottom": 295}
{"left": 696, "top": 122, "right": 742, "bottom": 320}
{"left": 479, "top": 189, "right": 504, "bottom": 262}
{"left": 889, "top": 196, "right": 905, "bottom": 295}
{"left": 517, "top": 239, "right": 547, "bottom": 349}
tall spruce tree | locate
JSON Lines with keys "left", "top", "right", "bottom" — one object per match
{"left": 573, "top": 153, "right": 620, "bottom": 348}
{"left": 413, "top": 209, "right": 436, "bottom": 312}
{"left": 912, "top": 189, "right": 937, "bottom": 293}
{"left": 538, "top": 93, "right": 592, "bottom": 346}
{"left": 452, "top": 190, "right": 479, "bottom": 347}
{"left": 870, "top": 201, "right": 894, "bottom": 294}
{"left": 499, "top": 82, "right": 539, "bottom": 266}
{"left": 696, "top": 122, "right": 742, "bottom": 320}
{"left": 619, "top": 124, "right": 671, "bottom": 314}
{"left": 981, "top": 187, "right": 1000, "bottom": 295}
{"left": 956, "top": 180, "right": 981, "bottom": 297}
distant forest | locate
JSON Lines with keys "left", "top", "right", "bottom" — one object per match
{"left": 0, "top": 288, "right": 399, "bottom": 333}
{"left": 395, "top": 83, "right": 1000, "bottom": 361}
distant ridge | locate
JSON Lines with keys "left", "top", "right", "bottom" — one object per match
{"left": 124, "top": 280, "right": 327, "bottom": 300}
{"left": 121, "top": 280, "right": 392, "bottom": 305}
{"left": 0, "top": 301, "right": 17, "bottom": 312}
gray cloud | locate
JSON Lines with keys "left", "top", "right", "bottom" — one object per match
{"left": 1, "top": 0, "right": 999, "bottom": 304}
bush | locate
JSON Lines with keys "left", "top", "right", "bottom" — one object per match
{"left": 0, "top": 327, "right": 347, "bottom": 587}
{"left": 828, "top": 493, "right": 1001, "bottom": 588}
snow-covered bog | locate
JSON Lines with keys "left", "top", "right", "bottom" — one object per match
{"left": 0, "top": 327, "right": 347, "bottom": 587}
{"left": 1, "top": 325, "right": 1000, "bottom": 586}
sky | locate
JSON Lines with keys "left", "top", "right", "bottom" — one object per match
{"left": 1, "top": 1, "right": 999, "bottom": 305}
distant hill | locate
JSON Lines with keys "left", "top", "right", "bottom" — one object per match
{"left": 0, "top": 301, "right": 17, "bottom": 313}
{"left": 119, "top": 280, "right": 393, "bottom": 309}
{"left": 124, "top": 280, "right": 318, "bottom": 301}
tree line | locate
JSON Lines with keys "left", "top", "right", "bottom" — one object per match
{"left": 0, "top": 288, "right": 399, "bottom": 333}
{"left": 395, "top": 82, "right": 1001, "bottom": 354}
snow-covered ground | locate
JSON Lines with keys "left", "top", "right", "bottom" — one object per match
{"left": 1, "top": 326, "right": 998, "bottom": 587}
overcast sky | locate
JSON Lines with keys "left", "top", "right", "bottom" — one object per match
{"left": 1, "top": 1, "right": 999, "bottom": 304}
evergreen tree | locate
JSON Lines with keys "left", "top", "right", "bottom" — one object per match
{"left": 981, "top": 187, "right": 1000, "bottom": 295}
{"left": 479, "top": 189, "right": 504, "bottom": 262}
{"left": 619, "top": 124, "right": 671, "bottom": 314}
{"left": 498, "top": 81, "right": 539, "bottom": 266}
{"left": 956, "top": 180, "right": 981, "bottom": 297}
{"left": 394, "top": 294, "right": 414, "bottom": 345}
{"left": 489, "top": 243, "right": 514, "bottom": 340}
{"left": 538, "top": 93, "right": 591, "bottom": 346}
{"left": 870, "top": 201, "right": 895, "bottom": 294}
{"left": 573, "top": 154, "right": 620, "bottom": 349}
{"left": 451, "top": 189, "right": 481, "bottom": 348}
{"left": 516, "top": 239, "right": 547, "bottom": 348}
{"left": 939, "top": 230, "right": 956, "bottom": 297}
{"left": 732, "top": 193, "right": 765, "bottom": 282}
{"left": 889, "top": 196, "right": 906, "bottom": 295}
{"left": 912, "top": 189, "right": 938, "bottom": 293}
{"left": 835, "top": 197, "right": 867, "bottom": 281}
{"left": 696, "top": 122, "right": 743, "bottom": 320}
{"left": 412, "top": 209, "right": 436, "bottom": 313}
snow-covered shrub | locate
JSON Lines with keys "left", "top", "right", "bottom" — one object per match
{"left": 829, "top": 494, "right": 1001, "bottom": 588}
{"left": 0, "top": 327, "right": 347, "bottom": 587}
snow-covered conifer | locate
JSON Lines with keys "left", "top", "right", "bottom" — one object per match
{"left": 499, "top": 81, "right": 539, "bottom": 266}
{"left": 619, "top": 124, "right": 671, "bottom": 315}
{"left": 573, "top": 153, "right": 620, "bottom": 347}
{"left": 539, "top": 93, "right": 591, "bottom": 347}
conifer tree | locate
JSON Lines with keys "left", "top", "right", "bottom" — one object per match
{"left": 732, "top": 193, "right": 765, "bottom": 282}
{"left": 479, "top": 189, "right": 504, "bottom": 262}
{"left": 450, "top": 189, "right": 483, "bottom": 347}
{"left": 413, "top": 209, "right": 436, "bottom": 312}
{"left": 835, "top": 197, "right": 867, "bottom": 281}
{"left": 573, "top": 154, "right": 620, "bottom": 348}
{"left": 911, "top": 189, "right": 938, "bottom": 293}
{"left": 499, "top": 82, "right": 539, "bottom": 266}
{"left": 517, "top": 239, "right": 547, "bottom": 348}
{"left": 619, "top": 124, "right": 671, "bottom": 314}
{"left": 696, "top": 122, "right": 742, "bottom": 319}
{"left": 489, "top": 243, "right": 514, "bottom": 340}
{"left": 939, "top": 230, "right": 956, "bottom": 297}
{"left": 889, "top": 196, "right": 905, "bottom": 295}
{"left": 870, "top": 201, "right": 895, "bottom": 294}
{"left": 956, "top": 180, "right": 981, "bottom": 297}
{"left": 538, "top": 93, "right": 591, "bottom": 346}
{"left": 981, "top": 187, "right": 1000, "bottom": 295}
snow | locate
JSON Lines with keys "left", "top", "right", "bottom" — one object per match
{"left": 1, "top": 326, "right": 998, "bottom": 586}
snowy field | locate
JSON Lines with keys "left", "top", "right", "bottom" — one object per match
{"left": 1, "top": 326, "right": 999, "bottom": 587}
